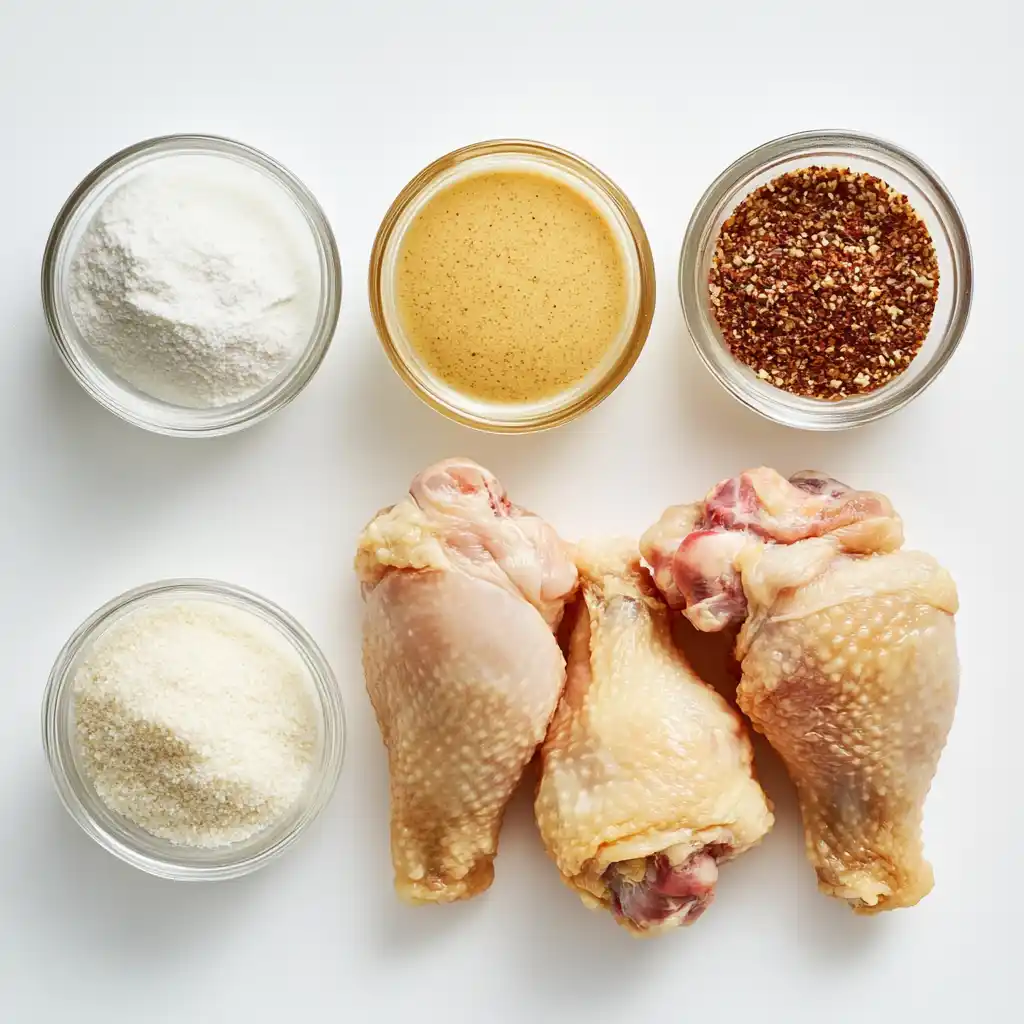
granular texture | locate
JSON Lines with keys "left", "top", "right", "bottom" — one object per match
{"left": 709, "top": 167, "right": 939, "bottom": 399}
{"left": 74, "top": 599, "right": 318, "bottom": 847}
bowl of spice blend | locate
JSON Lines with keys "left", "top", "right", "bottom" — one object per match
{"left": 42, "top": 135, "right": 342, "bottom": 437}
{"left": 42, "top": 580, "right": 345, "bottom": 880}
{"left": 369, "top": 139, "right": 655, "bottom": 432}
{"left": 679, "top": 130, "right": 972, "bottom": 429}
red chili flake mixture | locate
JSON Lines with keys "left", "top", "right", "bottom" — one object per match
{"left": 709, "top": 167, "right": 939, "bottom": 400}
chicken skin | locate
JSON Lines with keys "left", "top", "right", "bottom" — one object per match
{"left": 641, "top": 468, "right": 959, "bottom": 913}
{"left": 535, "top": 540, "right": 773, "bottom": 935}
{"left": 356, "top": 459, "right": 577, "bottom": 904}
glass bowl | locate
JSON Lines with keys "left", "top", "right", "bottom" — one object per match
{"left": 41, "top": 579, "right": 345, "bottom": 881}
{"left": 41, "top": 134, "right": 342, "bottom": 437}
{"left": 679, "top": 129, "right": 973, "bottom": 430}
{"left": 369, "top": 139, "right": 656, "bottom": 432}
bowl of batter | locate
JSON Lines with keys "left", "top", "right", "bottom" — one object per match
{"left": 369, "top": 140, "right": 655, "bottom": 431}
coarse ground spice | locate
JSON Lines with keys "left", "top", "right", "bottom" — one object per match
{"left": 709, "top": 167, "right": 939, "bottom": 399}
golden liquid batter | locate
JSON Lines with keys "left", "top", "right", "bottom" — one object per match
{"left": 395, "top": 169, "right": 629, "bottom": 403}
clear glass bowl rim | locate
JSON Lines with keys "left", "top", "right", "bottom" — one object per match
{"left": 678, "top": 128, "right": 973, "bottom": 430}
{"left": 41, "top": 578, "right": 346, "bottom": 881}
{"left": 368, "top": 137, "right": 657, "bottom": 433}
{"left": 41, "top": 133, "right": 343, "bottom": 438}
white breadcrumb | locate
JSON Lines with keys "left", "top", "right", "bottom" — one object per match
{"left": 73, "top": 599, "right": 319, "bottom": 848}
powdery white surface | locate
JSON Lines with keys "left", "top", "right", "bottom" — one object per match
{"left": 68, "top": 154, "right": 320, "bottom": 408}
{"left": 0, "top": 2, "right": 1015, "bottom": 1023}
{"left": 74, "top": 600, "right": 317, "bottom": 847}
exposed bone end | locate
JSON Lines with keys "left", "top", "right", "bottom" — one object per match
{"left": 605, "top": 846, "right": 727, "bottom": 936}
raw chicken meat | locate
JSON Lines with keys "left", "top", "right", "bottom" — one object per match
{"left": 535, "top": 540, "right": 773, "bottom": 935}
{"left": 356, "top": 458, "right": 577, "bottom": 903}
{"left": 641, "top": 468, "right": 959, "bottom": 913}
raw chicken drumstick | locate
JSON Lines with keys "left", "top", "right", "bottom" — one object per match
{"left": 641, "top": 468, "right": 959, "bottom": 913}
{"left": 535, "top": 540, "right": 773, "bottom": 935}
{"left": 356, "top": 458, "right": 577, "bottom": 904}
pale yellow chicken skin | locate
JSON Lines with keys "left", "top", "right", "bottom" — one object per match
{"left": 738, "top": 552, "right": 957, "bottom": 909}
{"left": 357, "top": 459, "right": 577, "bottom": 904}
{"left": 641, "top": 468, "right": 959, "bottom": 913}
{"left": 535, "top": 540, "right": 773, "bottom": 935}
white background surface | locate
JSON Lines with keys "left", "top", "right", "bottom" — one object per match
{"left": 0, "top": 1, "right": 1016, "bottom": 1020}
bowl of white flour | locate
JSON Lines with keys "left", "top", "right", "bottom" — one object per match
{"left": 42, "top": 135, "right": 342, "bottom": 436}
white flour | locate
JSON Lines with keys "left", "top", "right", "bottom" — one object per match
{"left": 68, "top": 154, "right": 321, "bottom": 408}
